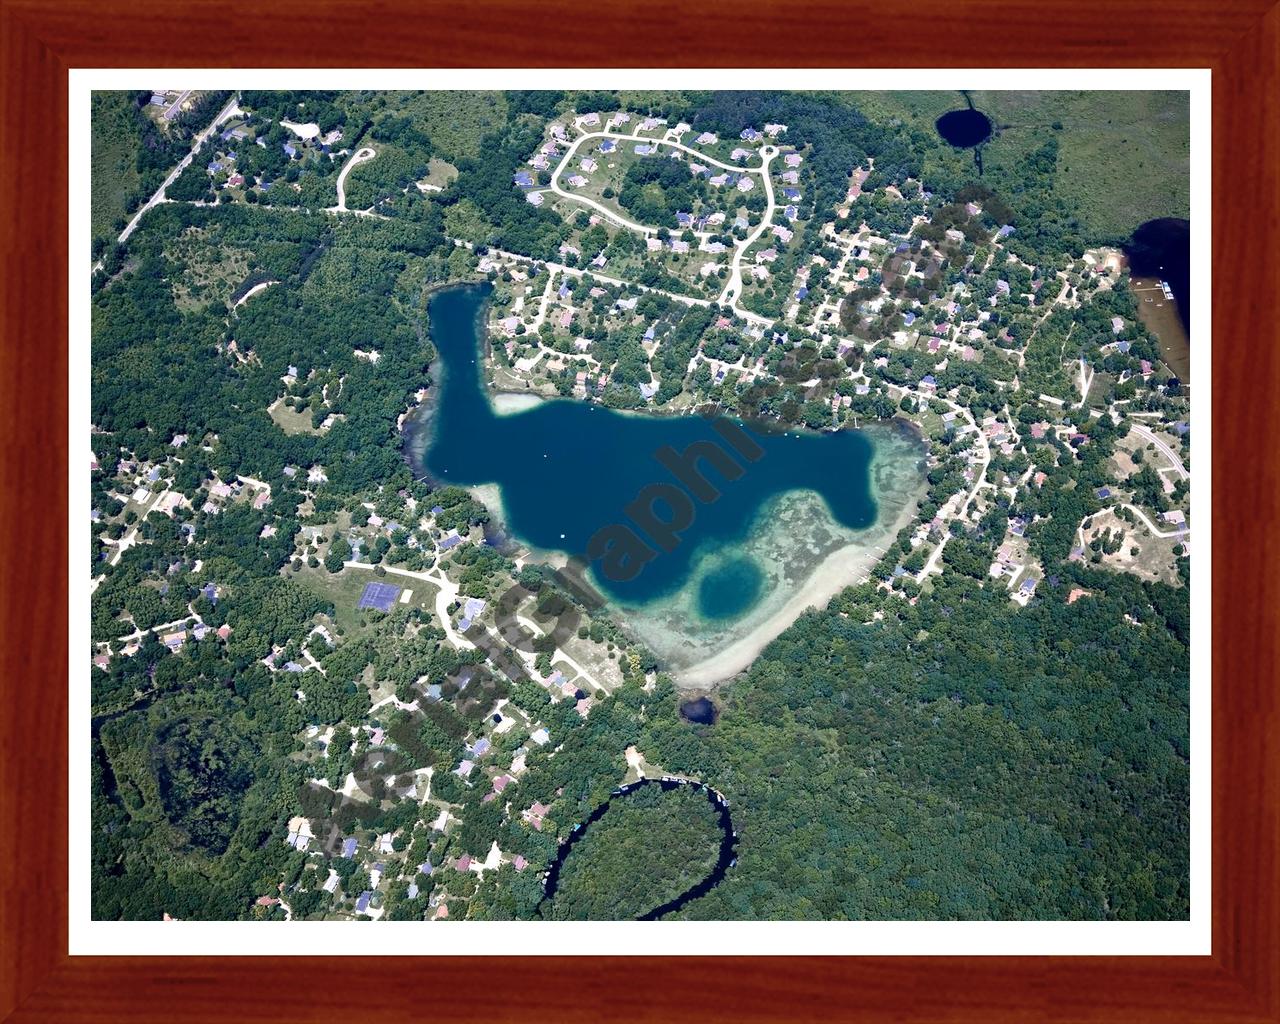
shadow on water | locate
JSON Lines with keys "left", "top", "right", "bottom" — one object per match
{"left": 1126, "top": 218, "right": 1191, "bottom": 335}
{"left": 538, "top": 777, "right": 737, "bottom": 920}
{"left": 1125, "top": 218, "right": 1191, "bottom": 385}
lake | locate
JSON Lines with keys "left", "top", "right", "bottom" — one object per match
{"left": 405, "top": 283, "right": 926, "bottom": 676}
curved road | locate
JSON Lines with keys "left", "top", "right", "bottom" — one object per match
{"left": 547, "top": 129, "right": 778, "bottom": 325}
{"left": 1115, "top": 502, "right": 1189, "bottom": 539}
{"left": 717, "top": 145, "right": 777, "bottom": 322}
{"left": 1131, "top": 423, "right": 1189, "bottom": 481}
{"left": 330, "top": 147, "right": 377, "bottom": 212}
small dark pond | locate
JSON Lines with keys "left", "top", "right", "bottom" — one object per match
{"left": 679, "top": 697, "right": 718, "bottom": 725}
{"left": 936, "top": 108, "right": 992, "bottom": 148}
{"left": 538, "top": 777, "right": 737, "bottom": 920}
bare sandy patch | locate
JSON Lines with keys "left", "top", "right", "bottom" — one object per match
{"left": 280, "top": 119, "right": 320, "bottom": 140}
{"left": 490, "top": 391, "right": 545, "bottom": 415}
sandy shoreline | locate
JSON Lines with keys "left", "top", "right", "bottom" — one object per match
{"left": 414, "top": 350, "right": 927, "bottom": 691}
{"left": 455, "top": 416, "right": 925, "bottom": 692}
{"left": 671, "top": 479, "right": 922, "bottom": 689}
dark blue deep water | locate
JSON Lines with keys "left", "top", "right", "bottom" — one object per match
{"left": 409, "top": 284, "right": 881, "bottom": 608}
{"left": 936, "top": 108, "right": 992, "bottom": 148}
{"left": 697, "top": 555, "right": 765, "bottom": 620}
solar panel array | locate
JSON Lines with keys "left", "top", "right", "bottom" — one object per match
{"left": 358, "top": 581, "right": 402, "bottom": 612}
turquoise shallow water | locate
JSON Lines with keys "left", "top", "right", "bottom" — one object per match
{"left": 408, "top": 283, "right": 882, "bottom": 610}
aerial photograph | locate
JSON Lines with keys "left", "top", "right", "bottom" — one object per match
{"left": 88, "top": 87, "right": 1192, "bottom": 923}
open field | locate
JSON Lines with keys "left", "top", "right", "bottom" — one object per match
{"left": 352, "top": 90, "right": 508, "bottom": 162}
{"left": 91, "top": 92, "right": 150, "bottom": 244}
{"left": 545, "top": 197, "right": 725, "bottom": 297}
{"left": 1081, "top": 507, "right": 1183, "bottom": 584}
{"left": 852, "top": 90, "right": 1189, "bottom": 241}
{"left": 423, "top": 157, "right": 458, "bottom": 189}
{"left": 164, "top": 230, "right": 252, "bottom": 312}
{"left": 290, "top": 562, "right": 439, "bottom": 637}
{"left": 268, "top": 398, "right": 327, "bottom": 436}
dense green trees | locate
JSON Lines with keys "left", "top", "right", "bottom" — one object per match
{"left": 444, "top": 118, "right": 566, "bottom": 260}
{"left": 617, "top": 157, "right": 707, "bottom": 228}
{"left": 91, "top": 89, "right": 1189, "bottom": 924}
{"left": 543, "top": 785, "right": 723, "bottom": 920}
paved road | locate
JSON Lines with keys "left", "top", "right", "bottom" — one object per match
{"left": 161, "top": 90, "right": 193, "bottom": 123}
{"left": 343, "top": 559, "right": 472, "bottom": 650}
{"left": 545, "top": 133, "right": 656, "bottom": 235}
{"left": 455, "top": 238, "right": 716, "bottom": 313}
{"left": 515, "top": 614, "right": 605, "bottom": 694}
{"left": 100, "top": 611, "right": 201, "bottom": 648}
{"left": 717, "top": 145, "right": 777, "bottom": 324}
{"left": 1131, "top": 423, "right": 1189, "bottom": 481}
{"left": 547, "top": 128, "right": 779, "bottom": 327}
{"left": 914, "top": 394, "right": 991, "bottom": 582}
{"left": 1115, "top": 502, "right": 1189, "bottom": 539}
{"left": 102, "top": 486, "right": 173, "bottom": 567}
{"left": 105, "top": 94, "right": 241, "bottom": 258}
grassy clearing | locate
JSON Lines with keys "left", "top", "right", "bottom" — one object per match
{"left": 988, "top": 91, "right": 1188, "bottom": 239}
{"left": 165, "top": 229, "right": 253, "bottom": 312}
{"left": 423, "top": 158, "right": 458, "bottom": 189}
{"left": 290, "top": 562, "right": 439, "bottom": 637}
{"left": 268, "top": 398, "right": 326, "bottom": 436}
{"left": 359, "top": 91, "right": 509, "bottom": 163}
{"left": 1081, "top": 507, "right": 1183, "bottom": 585}
{"left": 853, "top": 90, "right": 1189, "bottom": 240}
{"left": 562, "top": 638, "right": 625, "bottom": 692}
{"left": 545, "top": 196, "right": 721, "bottom": 297}
{"left": 91, "top": 92, "right": 148, "bottom": 244}
{"left": 443, "top": 197, "right": 496, "bottom": 246}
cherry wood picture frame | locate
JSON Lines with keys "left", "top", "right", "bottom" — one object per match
{"left": 2, "top": 0, "right": 1277, "bottom": 1019}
